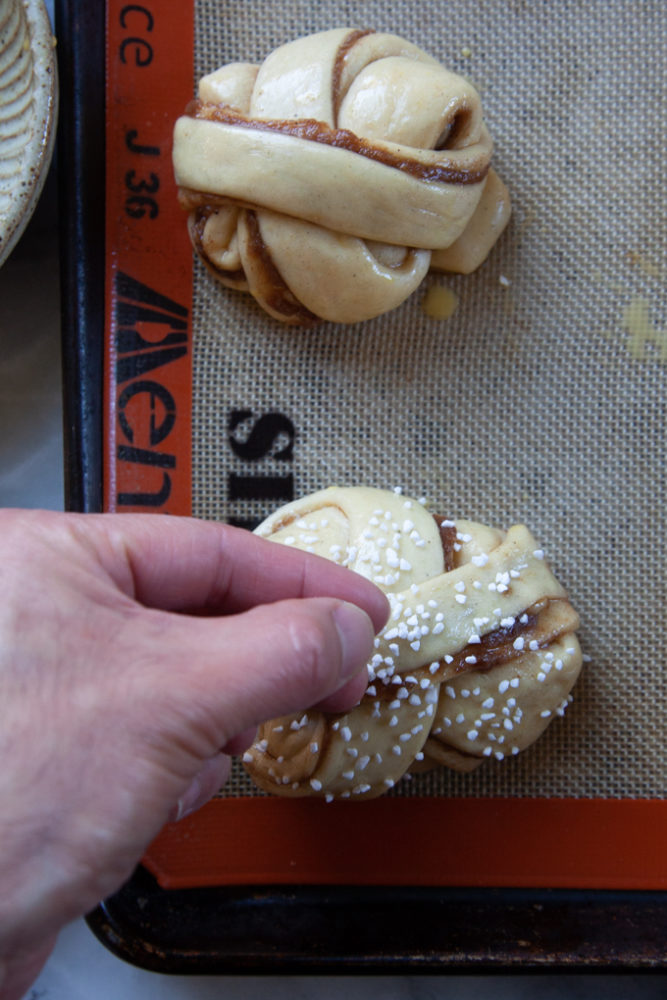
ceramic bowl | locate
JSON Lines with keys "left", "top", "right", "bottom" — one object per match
{"left": 0, "top": 0, "right": 57, "bottom": 268}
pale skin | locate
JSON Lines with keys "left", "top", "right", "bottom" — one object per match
{"left": 0, "top": 509, "right": 389, "bottom": 999}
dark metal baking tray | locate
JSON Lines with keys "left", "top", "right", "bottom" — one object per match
{"left": 56, "top": 0, "right": 667, "bottom": 973}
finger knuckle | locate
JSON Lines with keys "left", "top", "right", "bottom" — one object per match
{"left": 287, "top": 610, "right": 335, "bottom": 690}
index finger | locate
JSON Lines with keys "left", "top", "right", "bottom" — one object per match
{"left": 90, "top": 513, "right": 390, "bottom": 632}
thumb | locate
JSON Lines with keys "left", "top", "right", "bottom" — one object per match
{"left": 148, "top": 596, "right": 375, "bottom": 755}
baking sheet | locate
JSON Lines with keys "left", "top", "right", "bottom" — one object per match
{"left": 58, "top": 0, "right": 666, "bottom": 970}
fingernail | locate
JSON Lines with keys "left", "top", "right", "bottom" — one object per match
{"left": 332, "top": 601, "right": 374, "bottom": 680}
{"left": 173, "top": 755, "right": 231, "bottom": 822}
{"left": 174, "top": 773, "right": 203, "bottom": 823}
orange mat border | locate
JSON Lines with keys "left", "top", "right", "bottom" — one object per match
{"left": 144, "top": 796, "right": 667, "bottom": 891}
{"left": 104, "top": 2, "right": 666, "bottom": 893}
{"left": 104, "top": 0, "right": 193, "bottom": 515}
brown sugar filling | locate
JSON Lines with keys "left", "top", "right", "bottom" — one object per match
{"left": 331, "top": 28, "right": 376, "bottom": 117}
{"left": 432, "top": 513, "right": 458, "bottom": 572}
{"left": 186, "top": 100, "right": 489, "bottom": 186}
{"left": 188, "top": 207, "right": 246, "bottom": 285}
{"left": 425, "top": 515, "right": 575, "bottom": 683}
{"left": 368, "top": 516, "right": 569, "bottom": 701}
{"left": 180, "top": 194, "right": 321, "bottom": 323}
{"left": 244, "top": 210, "right": 319, "bottom": 324}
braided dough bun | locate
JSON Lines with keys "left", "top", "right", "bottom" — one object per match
{"left": 243, "top": 488, "right": 582, "bottom": 800}
{"left": 173, "top": 28, "right": 511, "bottom": 326}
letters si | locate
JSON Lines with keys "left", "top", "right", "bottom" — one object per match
{"left": 227, "top": 411, "right": 296, "bottom": 529}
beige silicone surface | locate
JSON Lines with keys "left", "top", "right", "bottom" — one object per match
{"left": 188, "top": 0, "right": 666, "bottom": 799}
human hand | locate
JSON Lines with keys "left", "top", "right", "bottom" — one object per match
{"left": 0, "top": 509, "right": 388, "bottom": 999}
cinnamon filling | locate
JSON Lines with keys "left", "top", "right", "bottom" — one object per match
{"left": 187, "top": 100, "right": 489, "bottom": 186}
{"left": 373, "top": 599, "right": 558, "bottom": 702}
{"left": 183, "top": 197, "right": 322, "bottom": 321}
{"left": 435, "top": 109, "right": 472, "bottom": 151}
{"left": 331, "top": 28, "right": 376, "bottom": 118}
{"left": 331, "top": 28, "right": 376, "bottom": 117}
{"left": 244, "top": 210, "right": 319, "bottom": 324}
{"left": 368, "top": 516, "right": 571, "bottom": 700}
{"left": 178, "top": 188, "right": 244, "bottom": 214}
{"left": 188, "top": 207, "right": 246, "bottom": 284}
{"left": 432, "top": 513, "right": 457, "bottom": 572}
{"left": 446, "top": 605, "right": 541, "bottom": 676}
{"left": 431, "top": 514, "right": 575, "bottom": 677}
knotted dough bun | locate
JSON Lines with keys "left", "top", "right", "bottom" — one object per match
{"left": 173, "top": 28, "right": 511, "bottom": 325}
{"left": 243, "top": 487, "right": 582, "bottom": 800}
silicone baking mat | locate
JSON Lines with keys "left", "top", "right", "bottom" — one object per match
{"left": 101, "top": 0, "right": 665, "bottom": 891}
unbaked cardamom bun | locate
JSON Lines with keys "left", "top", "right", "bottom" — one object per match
{"left": 243, "top": 487, "right": 582, "bottom": 800}
{"left": 173, "top": 28, "right": 511, "bottom": 325}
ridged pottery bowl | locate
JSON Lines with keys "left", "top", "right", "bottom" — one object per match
{"left": 0, "top": 0, "right": 57, "bottom": 267}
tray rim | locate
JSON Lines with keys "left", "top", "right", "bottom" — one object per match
{"left": 58, "top": 0, "right": 667, "bottom": 974}
{"left": 86, "top": 866, "right": 667, "bottom": 973}
{"left": 57, "top": 0, "right": 104, "bottom": 512}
